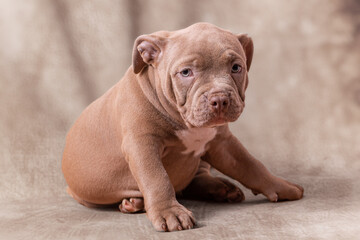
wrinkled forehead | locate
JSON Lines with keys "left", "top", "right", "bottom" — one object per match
{"left": 166, "top": 25, "right": 245, "bottom": 62}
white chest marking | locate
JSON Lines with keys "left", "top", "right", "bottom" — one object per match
{"left": 175, "top": 128, "right": 217, "bottom": 156}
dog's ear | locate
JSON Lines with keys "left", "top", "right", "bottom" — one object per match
{"left": 132, "top": 35, "right": 166, "bottom": 74}
{"left": 237, "top": 34, "right": 254, "bottom": 71}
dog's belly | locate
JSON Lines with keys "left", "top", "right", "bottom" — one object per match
{"left": 161, "top": 147, "right": 202, "bottom": 193}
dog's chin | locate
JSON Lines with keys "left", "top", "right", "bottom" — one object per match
{"left": 207, "top": 118, "right": 230, "bottom": 127}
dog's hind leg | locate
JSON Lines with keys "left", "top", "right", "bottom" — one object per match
{"left": 66, "top": 187, "right": 100, "bottom": 208}
{"left": 181, "top": 161, "right": 245, "bottom": 202}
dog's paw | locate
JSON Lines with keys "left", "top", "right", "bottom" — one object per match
{"left": 119, "top": 198, "right": 145, "bottom": 213}
{"left": 210, "top": 177, "right": 245, "bottom": 202}
{"left": 182, "top": 175, "right": 245, "bottom": 202}
{"left": 256, "top": 177, "right": 304, "bottom": 202}
{"left": 147, "top": 200, "right": 195, "bottom": 232}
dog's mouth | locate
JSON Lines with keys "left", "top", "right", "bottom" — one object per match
{"left": 185, "top": 110, "right": 242, "bottom": 128}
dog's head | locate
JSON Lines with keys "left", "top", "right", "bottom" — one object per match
{"left": 132, "top": 23, "right": 253, "bottom": 128}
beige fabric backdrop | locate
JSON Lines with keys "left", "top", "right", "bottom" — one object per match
{"left": 1, "top": 0, "right": 359, "bottom": 239}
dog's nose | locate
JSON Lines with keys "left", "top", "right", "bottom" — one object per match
{"left": 209, "top": 94, "right": 229, "bottom": 113}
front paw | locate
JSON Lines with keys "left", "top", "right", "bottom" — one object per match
{"left": 146, "top": 200, "right": 195, "bottom": 232}
{"left": 253, "top": 177, "right": 304, "bottom": 202}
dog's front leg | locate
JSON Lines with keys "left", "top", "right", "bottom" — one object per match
{"left": 203, "top": 126, "right": 304, "bottom": 202}
{"left": 123, "top": 136, "right": 195, "bottom": 231}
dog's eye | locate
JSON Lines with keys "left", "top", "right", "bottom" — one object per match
{"left": 180, "top": 69, "right": 192, "bottom": 77}
{"left": 231, "top": 64, "right": 242, "bottom": 73}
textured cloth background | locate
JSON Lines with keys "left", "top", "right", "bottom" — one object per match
{"left": 1, "top": 0, "right": 359, "bottom": 239}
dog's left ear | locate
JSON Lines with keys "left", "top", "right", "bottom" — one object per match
{"left": 132, "top": 35, "right": 167, "bottom": 74}
{"left": 237, "top": 34, "right": 254, "bottom": 71}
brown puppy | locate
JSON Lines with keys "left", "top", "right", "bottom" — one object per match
{"left": 62, "top": 23, "right": 304, "bottom": 232}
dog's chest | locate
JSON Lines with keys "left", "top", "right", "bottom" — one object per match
{"left": 175, "top": 128, "right": 217, "bottom": 157}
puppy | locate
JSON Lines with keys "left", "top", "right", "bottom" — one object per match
{"left": 62, "top": 22, "right": 304, "bottom": 232}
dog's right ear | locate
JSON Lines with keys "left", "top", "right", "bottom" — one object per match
{"left": 132, "top": 35, "right": 166, "bottom": 74}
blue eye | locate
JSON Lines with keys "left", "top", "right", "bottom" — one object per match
{"left": 231, "top": 64, "right": 242, "bottom": 73}
{"left": 180, "top": 69, "right": 192, "bottom": 77}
